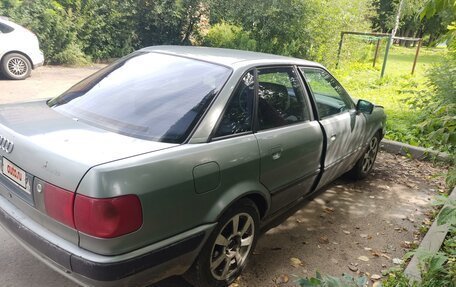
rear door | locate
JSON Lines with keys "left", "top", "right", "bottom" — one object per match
{"left": 253, "top": 66, "right": 323, "bottom": 214}
{"left": 300, "top": 67, "right": 366, "bottom": 189}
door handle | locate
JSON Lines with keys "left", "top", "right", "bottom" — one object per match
{"left": 330, "top": 134, "right": 337, "bottom": 142}
{"left": 270, "top": 146, "right": 282, "bottom": 160}
{"left": 272, "top": 151, "right": 281, "bottom": 160}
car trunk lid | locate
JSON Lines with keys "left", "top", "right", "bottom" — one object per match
{"left": 0, "top": 100, "right": 177, "bottom": 191}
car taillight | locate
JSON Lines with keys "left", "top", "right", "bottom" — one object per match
{"left": 74, "top": 194, "right": 143, "bottom": 238}
{"left": 43, "top": 182, "right": 76, "bottom": 228}
{"left": 42, "top": 181, "right": 142, "bottom": 238}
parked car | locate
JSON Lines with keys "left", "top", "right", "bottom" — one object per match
{"left": 0, "top": 17, "right": 44, "bottom": 80}
{"left": 0, "top": 46, "right": 385, "bottom": 287}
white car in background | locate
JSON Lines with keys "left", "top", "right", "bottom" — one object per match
{"left": 0, "top": 17, "right": 44, "bottom": 80}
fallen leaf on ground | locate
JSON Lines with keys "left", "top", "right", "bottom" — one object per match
{"left": 324, "top": 207, "right": 335, "bottom": 213}
{"left": 401, "top": 241, "right": 412, "bottom": 249}
{"left": 371, "top": 251, "right": 381, "bottom": 257}
{"left": 343, "top": 230, "right": 351, "bottom": 235}
{"left": 274, "top": 274, "right": 289, "bottom": 284}
{"left": 358, "top": 256, "right": 370, "bottom": 262}
{"left": 392, "top": 258, "right": 403, "bottom": 265}
{"left": 371, "top": 274, "right": 382, "bottom": 281}
{"left": 318, "top": 236, "right": 329, "bottom": 244}
{"left": 290, "top": 257, "right": 303, "bottom": 268}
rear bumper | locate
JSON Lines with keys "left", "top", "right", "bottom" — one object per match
{"left": 29, "top": 49, "right": 44, "bottom": 69}
{"left": 0, "top": 194, "right": 214, "bottom": 286}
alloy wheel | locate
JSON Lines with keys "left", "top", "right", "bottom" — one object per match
{"left": 362, "top": 136, "right": 379, "bottom": 173}
{"left": 210, "top": 212, "right": 255, "bottom": 281}
{"left": 7, "top": 57, "right": 28, "bottom": 76}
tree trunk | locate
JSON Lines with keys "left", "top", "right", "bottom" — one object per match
{"left": 391, "top": 0, "right": 405, "bottom": 41}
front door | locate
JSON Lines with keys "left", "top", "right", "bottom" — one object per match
{"left": 300, "top": 67, "right": 366, "bottom": 189}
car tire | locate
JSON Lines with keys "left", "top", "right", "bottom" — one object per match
{"left": 1, "top": 53, "right": 32, "bottom": 80}
{"left": 185, "top": 198, "right": 260, "bottom": 287}
{"left": 348, "top": 132, "right": 381, "bottom": 179}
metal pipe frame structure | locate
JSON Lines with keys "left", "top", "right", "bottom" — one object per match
{"left": 336, "top": 31, "right": 423, "bottom": 78}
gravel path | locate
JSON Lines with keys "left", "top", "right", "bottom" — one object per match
{"left": 0, "top": 66, "right": 448, "bottom": 287}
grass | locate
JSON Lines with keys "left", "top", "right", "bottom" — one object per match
{"left": 333, "top": 45, "right": 447, "bottom": 148}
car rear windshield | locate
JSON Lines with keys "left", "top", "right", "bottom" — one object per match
{"left": 48, "top": 52, "right": 231, "bottom": 143}
{"left": 0, "top": 22, "right": 14, "bottom": 33}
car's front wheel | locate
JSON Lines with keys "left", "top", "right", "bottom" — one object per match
{"left": 348, "top": 132, "right": 381, "bottom": 179}
{"left": 1, "top": 53, "right": 32, "bottom": 80}
{"left": 185, "top": 199, "right": 259, "bottom": 287}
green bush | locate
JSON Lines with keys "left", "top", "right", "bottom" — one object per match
{"left": 417, "top": 54, "right": 456, "bottom": 154}
{"left": 203, "top": 22, "right": 256, "bottom": 51}
{"left": 1, "top": 0, "right": 82, "bottom": 64}
{"left": 53, "top": 42, "right": 90, "bottom": 66}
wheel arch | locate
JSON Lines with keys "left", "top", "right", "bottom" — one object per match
{"left": 243, "top": 193, "right": 269, "bottom": 219}
{"left": 205, "top": 183, "right": 271, "bottom": 225}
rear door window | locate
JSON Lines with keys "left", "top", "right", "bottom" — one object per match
{"left": 49, "top": 52, "right": 232, "bottom": 143}
{"left": 257, "top": 66, "right": 310, "bottom": 130}
{"left": 214, "top": 71, "right": 254, "bottom": 138}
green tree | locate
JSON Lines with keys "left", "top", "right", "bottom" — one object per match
{"left": 206, "top": 0, "right": 372, "bottom": 66}
{"left": 77, "top": 0, "right": 138, "bottom": 60}
{"left": 372, "top": 0, "right": 449, "bottom": 45}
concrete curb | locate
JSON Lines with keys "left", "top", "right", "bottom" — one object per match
{"left": 404, "top": 187, "right": 456, "bottom": 282}
{"left": 380, "top": 139, "right": 452, "bottom": 163}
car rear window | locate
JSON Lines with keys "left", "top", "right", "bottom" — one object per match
{"left": 0, "top": 22, "right": 14, "bottom": 33}
{"left": 49, "top": 52, "right": 231, "bottom": 143}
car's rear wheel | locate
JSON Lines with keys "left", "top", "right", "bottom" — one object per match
{"left": 348, "top": 133, "right": 381, "bottom": 179}
{"left": 1, "top": 53, "right": 32, "bottom": 80}
{"left": 185, "top": 199, "right": 259, "bottom": 287}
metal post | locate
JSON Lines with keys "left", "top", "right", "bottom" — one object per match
{"left": 373, "top": 39, "right": 381, "bottom": 68}
{"left": 411, "top": 39, "right": 422, "bottom": 75}
{"left": 380, "top": 35, "right": 392, "bottom": 78}
{"left": 336, "top": 32, "right": 345, "bottom": 69}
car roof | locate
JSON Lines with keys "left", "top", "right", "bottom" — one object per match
{"left": 142, "top": 45, "right": 323, "bottom": 68}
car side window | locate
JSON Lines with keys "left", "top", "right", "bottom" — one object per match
{"left": 300, "top": 67, "right": 354, "bottom": 119}
{"left": 214, "top": 71, "right": 255, "bottom": 138}
{"left": 257, "top": 67, "right": 310, "bottom": 130}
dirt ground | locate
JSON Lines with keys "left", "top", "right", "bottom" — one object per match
{"left": 0, "top": 66, "right": 449, "bottom": 287}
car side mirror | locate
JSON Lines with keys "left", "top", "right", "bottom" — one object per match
{"left": 356, "top": 99, "right": 374, "bottom": 114}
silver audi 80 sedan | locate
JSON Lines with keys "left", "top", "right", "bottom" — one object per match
{"left": 0, "top": 46, "right": 386, "bottom": 287}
